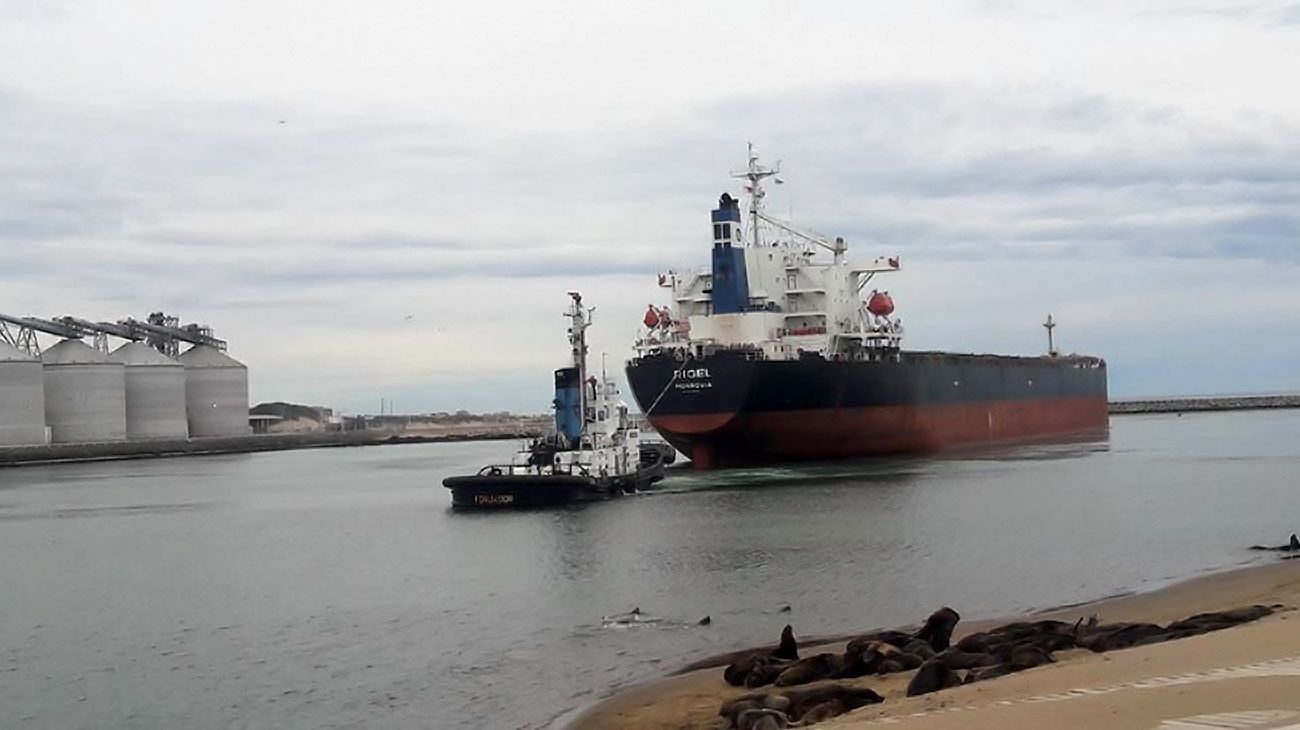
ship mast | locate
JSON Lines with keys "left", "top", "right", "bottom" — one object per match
{"left": 566, "top": 292, "right": 592, "bottom": 432}
{"left": 733, "top": 143, "right": 780, "bottom": 248}
{"left": 733, "top": 145, "right": 850, "bottom": 263}
{"left": 1043, "top": 313, "right": 1058, "bottom": 357}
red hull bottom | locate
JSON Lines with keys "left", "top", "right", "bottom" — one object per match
{"left": 649, "top": 397, "right": 1109, "bottom": 470}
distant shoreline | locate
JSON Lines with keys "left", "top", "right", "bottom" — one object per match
{"left": 1108, "top": 394, "right": 1300, "bottom": 414}
{"left": 0, "top": 428, "right": 544, "bottom": 467}
{"left": 4, "top": 397, "right": 1296, "bottom": 467}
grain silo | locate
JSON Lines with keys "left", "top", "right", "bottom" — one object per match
{"left": 178, "top": 345, "right": 250, "bottom": 437}
{"left": 42, "top": 339, "right": 127, "bottom": 443}
{"left": 0, "top": 341, "right": 47, "bottom": 446}
{"left": 108, "top": 341, "right": 189, "bottom": 440}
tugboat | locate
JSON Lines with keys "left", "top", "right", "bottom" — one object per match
{"left": 444, "top": 292, "right": 675, "bottom": 509}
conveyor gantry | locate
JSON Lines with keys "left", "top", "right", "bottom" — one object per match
{"left": 0, "top": 311, "right": 227, "bottom": 357}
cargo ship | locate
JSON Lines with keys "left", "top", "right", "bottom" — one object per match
{"left": 625, "top": 147, "right": 1108, "bottom": 470}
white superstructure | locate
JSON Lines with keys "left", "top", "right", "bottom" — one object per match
{"left": 635, "top": 146, "right": 903, "bottom": 362}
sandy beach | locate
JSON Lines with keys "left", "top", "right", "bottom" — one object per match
{"left": 569, "top": 559, "right": 1300, "bottom": 730}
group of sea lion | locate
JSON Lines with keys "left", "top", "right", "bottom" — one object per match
{"left": 718, "top": 603, "right": 1279, "bottom": 728}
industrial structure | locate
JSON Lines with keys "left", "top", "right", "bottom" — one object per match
{"left": 109, "top": 342, "right": 189, "bottom": 440}
{"left": 0, "top": 312, "right": 249, "bottom": 446}
{"left": 0, "top": 341, "right": 46, "bottom": 446}
{"left": 178, "top": 345, "right": 250, "bottom": 438}
{"left": 41, "top": 339, "right": 127, "bottom": 443}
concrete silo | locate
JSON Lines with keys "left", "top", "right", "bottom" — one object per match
{"left": 109, "top": 341, "right": 189, "bottom": 440}
{"left": 0, "top": 341, "right": 47, "bottom": 446}
{"left": 178, "top": 345, "right": 250, "bottom": 437}
{"left": 42, "top": 339, "right": 127, "bottom": 443}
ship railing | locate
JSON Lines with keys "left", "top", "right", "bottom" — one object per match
{"left": 478, "top": 462, "right": 595, "bottom": 477}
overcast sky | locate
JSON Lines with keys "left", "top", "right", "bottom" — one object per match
{"left": 3, "top": 1, "right": 1298, "bottom": 413}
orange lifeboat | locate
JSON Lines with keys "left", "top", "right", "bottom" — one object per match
{"left": 867, "top": 290, "right": 895, "bottom": 317}
{"left": 643, "top": 305, "right": 661, "bottom": 329}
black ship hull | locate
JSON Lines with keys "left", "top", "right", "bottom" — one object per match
{"left": 626, "top": 351, "right": 1108, "bottom": 470}
{"left": 444, "top": 474, "right": 615, "bottom": 509}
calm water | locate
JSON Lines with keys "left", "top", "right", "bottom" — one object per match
{"left": 2, "top": 410, "right": 1299, "bottom": 729}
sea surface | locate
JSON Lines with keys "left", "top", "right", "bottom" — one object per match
{"left": 2, "top": 409, "right": 1298, "bottom": 729}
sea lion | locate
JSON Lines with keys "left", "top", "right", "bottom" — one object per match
{"left": 876, "top": 651, "right": 923, "bottom": 674}
{"left": 966, "top": 662, "right": 1013, "bottom": 683}
{"left": 1076, "top": 622, "right": 1167, "bottom": 652}
{"left": 744, "top": 657, "right": 789, "bottom": 688}
{"left": 774, "top": 653, "right": 842, "bottom": 687}
{"left": 762, "top": 694, "right": 791, "bottom": 712}
{"left": 783, "top": 684, "right": 884, "bottom": 717}
{"left": 837, "top": 640, "right": 905, "bottom": 678}
{"left": 727, "top": 700, "right": 763, "bottom": 727}
{"left": 875, "top": 659, "right": 905, "bottom": 674}
{"left": 736, "top": 708, "right": 790, "bottom": 730}
{"left": 798, "top": 699, "right": 847, "bottom": 724}
{"left": 1250, "top": 533, "right": 1300, "bottom": 551}
{"left": 699, "top": 616, "right": 712, "bottom": 626}
{"left": 935, "top": 648, "right": 998, "bottom": 670}
{"left": 1008, "top": 645, "right": 1055, "bottom": 671}
{"left": 906, "top": 658, "right": 963, "bottom": 696}
{"left": 846, "top": 630, "right": 915, "bottom": 655}
{"left": 904, "top": 639, "right": 937, "bottom": 659}
{"left": 896, "top": 651, "right": 924, "bottom": 670}
{"left": 956, "top": 632, "right": 993, "bottom": 653}
{"left": 724, "top": 654, "right": 763, "bottom": 686}
{"left": 723, "top": 625, "right": 800, "bottom": 686}
{"left": 773, "top": 625, "right": 799, "bottom": 661}
{"left": 719, "top": 693, "right": 766, "bottom": 719}
{"left": 913, "top": 607, "right": 961, "bottom": 651}
{"left": 834, "top": 649, "right": 870, "bottom": 679}
{"left": 1166, "top": 605, "right": 1273, "bottom": 632}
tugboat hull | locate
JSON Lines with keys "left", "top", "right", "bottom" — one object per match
{"left": 443, "top": 474, "right": 612, "bottom": 509}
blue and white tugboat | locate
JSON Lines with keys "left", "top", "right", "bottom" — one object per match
{"left": 443, "top": 292, "right": 674, "bottom": 509}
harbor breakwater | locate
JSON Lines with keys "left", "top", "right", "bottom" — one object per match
{"left": 1109, "top": 394, "right": 1300, "bottom": 414}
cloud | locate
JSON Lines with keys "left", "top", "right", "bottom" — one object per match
{"left": 2, "top": 1, "right": 1300, "bottom": 409}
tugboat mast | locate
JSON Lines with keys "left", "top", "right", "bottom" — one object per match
{"left": 566, "top": 292, "right": 592, "bottom": 433}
